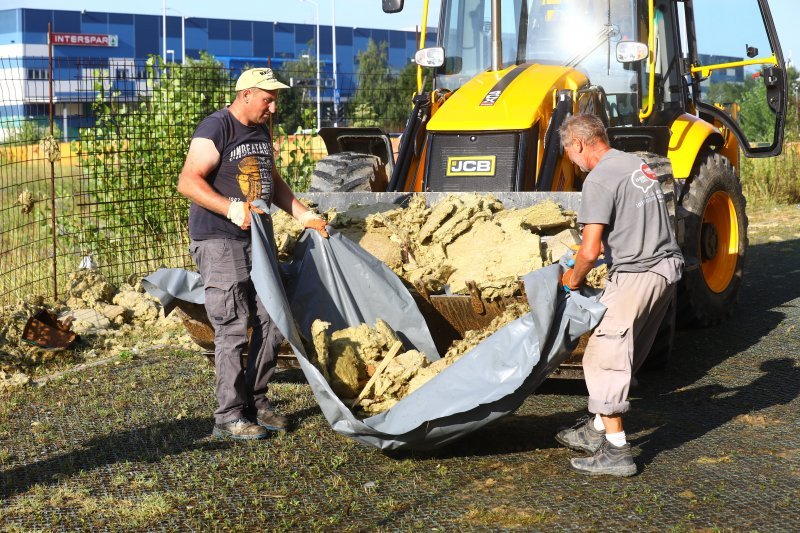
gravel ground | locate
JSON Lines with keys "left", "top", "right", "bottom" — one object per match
{"left": 0, "top": 205, "right": 798, "bottom": 531}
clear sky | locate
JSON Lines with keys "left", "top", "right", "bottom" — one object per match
{"left": 6, "top": 0, "right": 799, "bottom": 67}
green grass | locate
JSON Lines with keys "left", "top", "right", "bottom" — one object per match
{"left": 740, "top": 146, "right": 800, "bottom": 207}
{"left": 0, "top": 156, "right": 193, "bottom": 305}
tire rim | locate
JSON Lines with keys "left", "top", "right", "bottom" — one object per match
{"left": 701, "top": 190, "right": 739, "bottom": 293}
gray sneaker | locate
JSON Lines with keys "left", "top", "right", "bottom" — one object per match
{"left": 249, "top": 404, "right": 289, "bottom": 432}
{"left": 555, "top": 416, "right": 606, "bottom": 453}
{"left": 212, "top": 418, "right": 269, "bottom": 440}
{"left": 570, "top": 440, "right": 637, "bottom": 477}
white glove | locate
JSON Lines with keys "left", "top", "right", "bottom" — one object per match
{"left": 227, "top": 200, "right": 247, "bottom": 227}
{"left": 297, "top": 210, "right": 329, "bottom": 238}
{"left": 297, "top": 211, "right": 323, "bottom": 226}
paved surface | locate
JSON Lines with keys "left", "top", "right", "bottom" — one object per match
{"left": 0, "top": 230, "right": 798, "bottom": 530}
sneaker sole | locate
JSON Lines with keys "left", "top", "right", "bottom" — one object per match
{"left": 569, "top": 460, "right": 637, "bottom": 477}
{"left": 555, "top": 432, "right": 602, "bottom": 454}
{"left": 212, "top": 427, "right": 269, "bottom": 441}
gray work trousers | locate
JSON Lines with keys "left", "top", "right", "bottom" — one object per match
{"left": 583, "top": 265, "right": 677, "bottom": 415}
{"left": 190, "top": 239, "right": 283, "bottom": 424}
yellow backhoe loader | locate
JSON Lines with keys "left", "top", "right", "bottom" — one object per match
{"left": 303, "top": 0, "right": 787, "bottom": 369}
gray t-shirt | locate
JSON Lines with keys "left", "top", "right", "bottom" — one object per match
{"left": 578, "top": 149, "right": 682, "bottom": 275}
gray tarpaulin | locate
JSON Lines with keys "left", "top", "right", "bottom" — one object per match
{"left": 144, "top": 205, "right": 605, "bottom": 451}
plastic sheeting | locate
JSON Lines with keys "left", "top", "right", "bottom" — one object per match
{"left": 144, "top": 206, "right": 605, "bottom": 451}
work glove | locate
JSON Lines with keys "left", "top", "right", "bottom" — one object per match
{"left": 297, "top": 210, "right": 329, "bottom": 239}
{"left": 227, "top": 200, "right": 265, "bottom": 230}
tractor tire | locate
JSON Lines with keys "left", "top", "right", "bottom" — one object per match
{"left": 308, "top": 152, "right": 388, "bottom": 192}
{"left": 635, "top": 151, "right": 677, "bottom": 227}
{"left": 677, "top": 152, "right": 747, "bottom": 327}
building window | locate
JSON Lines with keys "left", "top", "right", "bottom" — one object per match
{"left": 27, "top": 68, "right": 48, "bottom": 80}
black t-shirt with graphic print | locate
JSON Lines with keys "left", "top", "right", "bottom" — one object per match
{"left": 188, "top": 107, "right": 275, "bottom": 241}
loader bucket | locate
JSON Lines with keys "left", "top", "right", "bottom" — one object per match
{"left": 412, "top": 283, "right": 587, "bottom": 378}
{"left": 173, "top": 300, "right": 298, "bottom": 368}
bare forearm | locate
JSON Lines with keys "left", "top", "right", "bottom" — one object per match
{"left": 570, "top": 250, "right": 597, "bottom": 287}
{"left": 568, "top": 223, "right": 603, "bottom": 289}
{"left": 272, "top": 174, "right": 309, "bottom": 219}
{"left": 177, "top": 172, "right": 230, "bottom": 216}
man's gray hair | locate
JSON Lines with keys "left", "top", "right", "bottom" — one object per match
{"left": 558, "top": 114, "right": 609, "bottom": 147}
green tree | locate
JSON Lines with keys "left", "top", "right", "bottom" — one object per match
{"left": 7, "top": 119, "right": 62, "bottom": 144}
{"left": 704, "top": 65, "right": 800, "bottom": 146}
{"left": 384, "top": 62, "right": 436, "bottom": 131}
{"left": 384, "top": 62, "right": 418, "bottom": 130}
{"left": 738, "top": 82, "right": 773, "bottom": 143}
{"left": 349, "top": 40, "right": 435, "bottom": 132}
{"left": 277, "top": 52, "right": 319, "bottom": 134}
{"left": 76, "top": 52, "right": 232, "bottom": 266}
{"left": 706, "top": 79, "right": 751, "bottom": 107}
{"left": 350, "top": 39, "right": 393, "bottom": 127}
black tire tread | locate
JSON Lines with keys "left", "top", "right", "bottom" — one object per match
{"left": 308, "top": 152, "right": 386, "bottom": 192}
{"left": 677, "top": 152, "right": 747, "bottom": 327}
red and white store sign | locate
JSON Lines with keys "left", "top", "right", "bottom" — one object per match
{"left": 49, "top": 33, "right": 119, "bottom": 47}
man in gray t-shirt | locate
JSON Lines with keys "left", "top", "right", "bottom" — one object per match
{"left": 553, "top": 114, "right": 683, "bottom": 476}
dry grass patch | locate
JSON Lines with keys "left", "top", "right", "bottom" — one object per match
{"left": 0, "top": 483, "right": 185, "bottom": 528}
{"left": 461, "top": 505, "right": 552, "bottom": 528}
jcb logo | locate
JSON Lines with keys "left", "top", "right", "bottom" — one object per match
{"left": 480, "top": 90, "right": 502, "bottom": 106}
{"left": 446, "top": 156, "right": 496, "bottom": 176}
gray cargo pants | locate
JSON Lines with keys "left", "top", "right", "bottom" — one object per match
{"left": 583, "top": 261, "right": 679, "bottom": 415}
{"left": 190, "top": 239, "right": 283, "bottom": 425}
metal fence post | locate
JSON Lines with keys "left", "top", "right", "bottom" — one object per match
{"left": 48, "top": 22, "right": 58, "bottom": 302}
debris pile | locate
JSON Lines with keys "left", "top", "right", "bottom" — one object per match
{"left": 0, "top": 269, "right": 196, "bottom": 391}
{"left": 309, "top": 299, "right": 531, "bottom": 416}
{"left": 63, "top": 270, "right": 180, "bottom": 336}
{"left": 275, "top": 194, "right": 609, "bottom": 415}
{"left": 308, "top": 318, "right": 427, "bottom": 414}
{"left": 274, "top": 193, "right": 608, "bottom": 299}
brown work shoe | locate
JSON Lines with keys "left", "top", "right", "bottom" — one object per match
{"left": 249, "top": 404, "right": 289, "bottom": 431}
{"left": 212, "top": 418, "right": 269, "bottom": 440}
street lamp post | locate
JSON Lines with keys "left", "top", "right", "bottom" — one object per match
{"left": 181, "top": 16, "right": 186, "bottom": 65}
{"left": 165, "top": 8, "right": 187, "bottom": 65}
{"left": 300, "top": 0, "right": 321, "bottom": 132}
{"left": 332, "top": 0, "right": 338, "bottom": 126}
{"left": 162, "top": 0, "right": 167, "bottom": 63}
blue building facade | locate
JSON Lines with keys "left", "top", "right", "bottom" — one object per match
{"left": 0, "top": 8, "right": 426, "bottom": 139}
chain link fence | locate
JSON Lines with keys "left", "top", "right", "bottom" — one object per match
{"left": 0, "top": 55, "right": 414, "bottom": 305}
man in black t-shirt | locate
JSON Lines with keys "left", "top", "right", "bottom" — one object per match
{"left": 178, "top": 68, "right": 328, "bottom": 441}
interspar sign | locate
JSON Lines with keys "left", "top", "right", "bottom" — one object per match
{"left": 49, "top": 33, "right": 118, "bottom": 47}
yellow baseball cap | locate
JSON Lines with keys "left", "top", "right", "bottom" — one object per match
{"left": 235, "top": 68, "right": 290, "bottom": 91}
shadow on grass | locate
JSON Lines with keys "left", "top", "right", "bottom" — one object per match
{"left": 632, "top": 357, "right": 800, "bottom": 469}
{"left": 629, "top": 238, "right": 800, "bottom": 466}
{"left": 0, "top": 417, "right": 237, "bottom": 500}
